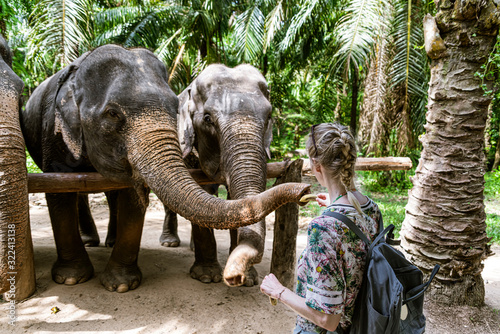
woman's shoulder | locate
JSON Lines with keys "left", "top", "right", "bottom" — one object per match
{"left": 307, "top": 215, "right": 345, "bottom": 242}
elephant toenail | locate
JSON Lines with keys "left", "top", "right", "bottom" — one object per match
{"left": 116, "top": 284, "right": 129, "bottom": 293}
{"left": 200, "top": 275, "right": 212, "bottom": 283}
{"left": 65, "top": 277, "right": 77, "bottom": 285}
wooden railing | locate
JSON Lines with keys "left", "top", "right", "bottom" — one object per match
{"left": 27, "top": 157, "right": 412, "bottom": 193}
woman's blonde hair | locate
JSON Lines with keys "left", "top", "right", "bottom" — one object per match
{"left": 306, "top": 123, "right": 362, "bottom": 214}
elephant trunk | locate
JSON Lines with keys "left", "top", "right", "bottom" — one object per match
{"left": 220, "top": 118, "right": 269, "bottom": 263}
{"left": 220, "top": 118, "right": 267, "bottom": 199}
{"left": 126, "top": 114, "right": 310, "bottom": 230}
{"left": 0, "top": 62, "right": 36, "bottom": 301}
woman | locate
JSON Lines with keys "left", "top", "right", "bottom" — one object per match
{"left": 260, "top": 123, "right": 382, "bottom": 334}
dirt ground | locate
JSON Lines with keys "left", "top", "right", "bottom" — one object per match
{"left": 1, "top": 193, "right": 500, "bottom": 334}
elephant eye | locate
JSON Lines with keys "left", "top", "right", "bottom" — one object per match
{"left": 106, "top": 109, "right": 120, "bottom": 119}
{"left": 203, "top": 114, "right": 212, "bottom": 124}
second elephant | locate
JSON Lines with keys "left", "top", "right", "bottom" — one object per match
{"left": 167, "top": 64, "right": 275, "bottom": 287}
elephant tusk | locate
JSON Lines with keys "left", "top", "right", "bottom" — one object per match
{"left": 299, "top": 194, "right": 317, "bottom": 203}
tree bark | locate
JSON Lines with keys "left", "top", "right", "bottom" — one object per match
{"left": 271, "top": 159, "right": 303, "bottom": 289}
{"left": 401, "top": 1, "right": 499, "bottom": 306}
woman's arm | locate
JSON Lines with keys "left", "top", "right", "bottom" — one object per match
{"left": 260, "top": 274, "right": 341, "bottom": 332}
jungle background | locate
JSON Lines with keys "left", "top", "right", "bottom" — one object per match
{"left": 2, "top": 0, "right": 498, "bottom": 246}
{"left": 1, "top": 0, "right": 500, "bottom": 332}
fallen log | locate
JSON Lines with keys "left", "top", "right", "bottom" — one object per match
{"left": 27, "top": 157, "right": 412, "bottom": 193}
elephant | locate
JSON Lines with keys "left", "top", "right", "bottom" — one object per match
{"left": 0, "top": 35, "right": 36, "bottom": 301}
{"left": 158, "top": 64, "right": 276, "bottom": 287}
{"left": 20, "top": 44, "right": 310, "bottom": 292}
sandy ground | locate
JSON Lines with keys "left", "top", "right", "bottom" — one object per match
{"left": 1, "top": 193, "right": 499, "bottom": 334}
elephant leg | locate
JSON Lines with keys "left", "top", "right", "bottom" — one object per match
{"left": 78, "top": 194, "right": 100, "bottom": 247}
{"left": 46, "top": 192, "right": 94, "bottom": 285}
{"left": 104, "top": 191, "right": 118, "bottom": 247}
{"left": 159, "top": 205, "right": 180, "bottom": 247}
{"left": 229, "top": 229, "right": 238, "bottom": 253}
{"left": 100, "top": 188, "right": 147, "bottom": 292}
{"left": 190, "top": 184, "right": 221, "bottom": 283}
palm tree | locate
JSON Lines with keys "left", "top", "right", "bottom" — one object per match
{"left": 356, "top": 0, "right": 429, "bottom": 156}
{"left": 401, "top": 0, "right": 499, "bottom": 305}
{"left": 94, "top": 0, "right": 234, "bottom": 93}
{"left": 27, "top": 0, "right": 94, "bottom": 72}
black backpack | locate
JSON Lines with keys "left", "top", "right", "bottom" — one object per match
{"left": 322, "top": 211, "right": 440, "bottom": 334}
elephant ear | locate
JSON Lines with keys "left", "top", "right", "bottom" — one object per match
{"left": 177, "top": 85, "right": 196, "bottom": 159}
{"left": 53, "top": 52, "right": 90, "bottom": 160}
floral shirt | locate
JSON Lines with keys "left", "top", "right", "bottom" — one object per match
{"left": 295, "top": 198, "right": 381, "bottom": 333}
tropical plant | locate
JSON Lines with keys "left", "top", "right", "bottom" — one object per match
{"left": 358, "top": 0, "right": 429, "bottom": 156}
{"left": 27, "top": 0, "right": 94, "bottom": 73}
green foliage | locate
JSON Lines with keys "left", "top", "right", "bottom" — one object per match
{"left": 478, "top": 35, "right": 500, "bottom": 170}
{"left": 388, "top": 0, "right": 429, "bottom": 139}
{"left": 485, "top": 168, "right": 500, "bottom": 197}
{"left": 485, "top": 170, "right": 500, "bottom": 244}
{"left": 367, "top": 192, "right": 407, "bottom": 238}
{"left": 26, "top": 151, "right": 42, "bottom": 173}
{"left": 486, "top": 214, "right": 500, "bottom": 245}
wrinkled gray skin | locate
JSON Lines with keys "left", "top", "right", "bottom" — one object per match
{"left": 0, "top": 35, "right": 36, "bottom": 300}
{"left": 164, "top": 64, "right": 273, "bottom": 286}
{"left": 20, "top": 46, "right": 307, "bottom": 292}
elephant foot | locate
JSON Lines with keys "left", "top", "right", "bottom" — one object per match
{"left": 81, "top": 233, "right": 100, "bottom": 247}
{"left": 190, "top": 261, "right": 222, "bottom": 284}
{"left": 223, "top": 243, "right": 259, "bottom": 287}
{"left": 105, "top": 235, "right": 116, "bottom": 248}
{"left": 100, "top": 261, "right": 142, "bottom": 293}
{"left": 52, "top": 257, "right": 94, "bottom": 285}
{"left": 159, "top": 232, "right": 180, "bottom": 248}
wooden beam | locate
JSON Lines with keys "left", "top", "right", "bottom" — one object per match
{"left": 27, "top": 157, "right": 412, "bottom": 193}
{"left": 270, "top": 159, "right": 303, "bottom": 290}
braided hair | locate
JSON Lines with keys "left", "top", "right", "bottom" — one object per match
{"left": 306, "top": 123, "right": 362, "bottom": 214}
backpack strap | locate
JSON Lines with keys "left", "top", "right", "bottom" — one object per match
{"left": 322, "top": 211, "right": 371, "bottom": 245}
{"left": 403, "top": 264, "right": 440, "bottom": 305}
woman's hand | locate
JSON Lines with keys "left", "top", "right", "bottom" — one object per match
{"left": 316, "top": 193, "right": 330, "bottom": 207}
{"left": 260, "top": 273, "right": 285, "bottom": 299}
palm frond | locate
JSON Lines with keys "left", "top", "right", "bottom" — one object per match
{"left": 233, "top": 4, "right": 265, "bottom": 62}
{"left": 263, "top": 0, "right": 283, "bottom": 52}
{"left": 330, "top": 0, "right": 387, "bottom": 77}
{"left": 278, "top": 0, "right": 321, "bottom": 52}
{"left": 27, "top": 0, "right": 93, "bottom": 70}
{"left": 388, "top": 0, "right": 428, "bottom": 144}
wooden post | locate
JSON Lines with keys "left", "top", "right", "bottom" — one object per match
{"left": 270, "top": 159, "right": 303, "bottom": 290}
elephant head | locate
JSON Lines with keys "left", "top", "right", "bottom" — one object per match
{"left": 24, "top": 45, "right": 309, "bottom": 230}
{"left": 178, "top": 64, "right": 282, "bottom": 286}
{"left": 179, "top": 64, "right": 272, "bottom": 198}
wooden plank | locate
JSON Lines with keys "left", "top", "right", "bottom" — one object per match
{"left": 270, "top": 158, "right": 303, "bottom": 290}
{"left": 27, "top": 157, "right": 412, "bottom": 193}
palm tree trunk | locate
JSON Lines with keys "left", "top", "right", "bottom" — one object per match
{"left": 401, "top": 2, "right": 499, "bottom": 305}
